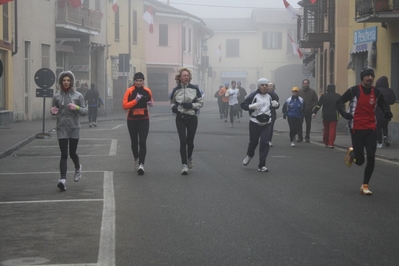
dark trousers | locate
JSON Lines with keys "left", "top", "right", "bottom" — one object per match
{"left": 176, "top": 114, "right": 198, "bottom": 164}
{"left": 376, "top": 121, "right": 389, "bottom": 144}
{"left": 287, "top": 117, "right": 301, "bottom": 142}
{"left": 322, "top": 120, "right": 338, "bottom": 146}
{"left": 298, "top": 112, "right": 312, "bottom": 140}
{"left": 58, "top": 138, "right": 80, "bottom": 179}
{"left": 127, "top": 119, "right": 149, "bottom": 165}
{"left": 351, "top": 129, "right": 376, "bottom": 184}
{"left": 217, "top": 101, "right": 224, "bottom": 118}
{"left": 246, "top": 121, "right": 271, "bottom": 168}
{"left": 88, "top": 106, "right": 98, "bottom": 123}
{"left": 221, "top": 102, "right": 229, "bottom": 119}
{"left": 229, "top": 104, "right": 238, "bottom": 123}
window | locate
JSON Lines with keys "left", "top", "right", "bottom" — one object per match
{"left": 41, "top": 44, "right": 50, "bottom": 68}
{"left": 132, "top": 10, "right": 137, "bottom": 44}
{"left": 3, "top": 3, "right": 9, "bottom": 42}
{"left": 115, "top": 9, "right": 120, "bottom": 40}
{"left": 159, "top": 24, "right": 168, "bottom": 46}
{"left": 262, "top": 32, "right": 282, "bottom": 49}
{"left": 226, "top": 39, "right": 239, "bottom": 57}
{"left": 182, "top": 26, "right": 186, "bottom": 51}
{"left": 188, "top": 28, "right": 192, "bottom": 53}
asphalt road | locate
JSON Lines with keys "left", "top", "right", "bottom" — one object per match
{"left": 1, "top": 105, "right": 399, "bottom": 266}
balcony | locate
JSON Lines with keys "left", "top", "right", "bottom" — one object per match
{"left": 355, "top": 0, "right": 399, "bottom": 23}
{"left": 56, "top": 1, "right": 102, "bottom": 35}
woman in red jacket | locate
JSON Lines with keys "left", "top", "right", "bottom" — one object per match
{"left": 122, "top": 72, "right": 154, "bottom": 175}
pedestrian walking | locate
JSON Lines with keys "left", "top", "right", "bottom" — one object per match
{"left": 312, "top": 84, "right": 341, "bottom": 148}
{"left": 85, "top": 83, "right": 103, "bottom": 127}
{"left": 214, "top": 85, "right": 224, "bottom": 119}
{"left": 282, "top": 87, "right": 305, "bottom": 147}
{"left": 337, "top": 67, "right": 392, "bottom": 195}
{"left": 219, "top": 82, "right": 230, "bottom": 122}
{"left": 170, "top": 67, "right": 204, "bottom": 175}
{"left": 226, "top": 80, "right": 240, "bottom": 127}
{"left": 122, "top": 72, "right": 154, "bottom": 175}
{"left": 375, "top": 76, "right": 396, "bottom": 148}
{"left": 267, "top": 82, "right": 279, "bottom": 147}
{"left": 298, "top": 79, "right": 318, "bottom": 142}
{"left": 50, "top": 71, "right": 88, "bottom": 191}
{"left": 241, "top": 78, "right": 279, "bottom": 172}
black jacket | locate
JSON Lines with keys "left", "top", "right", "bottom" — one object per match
{"left": 375, "top": 76, "right": 396, "bottom": 123}
{"left": 312, "top": 86, "right": 341, "bottom": 121}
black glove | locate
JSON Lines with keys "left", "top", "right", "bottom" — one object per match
{"left": 181, "top": 102, "right": 193, "bottom": 109}
{"left": 341, "top": 112, "right": 353, "bottom": 120}
{"left": 171, "top": 105, "right": 178, "bottom": 114}
{"left": 385, "top": 111, "right": 393, "bottom": 119}
{"left": 283, "top": 115, "right": 286, "bottom": 119}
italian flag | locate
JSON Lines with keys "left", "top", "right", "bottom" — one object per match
{"left": 109, "top": 0, "right": 118, "bottom": 12}
{"left": 0, "top": 0, "right": 13, "bottom": 4}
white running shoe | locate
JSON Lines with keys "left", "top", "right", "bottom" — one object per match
{"left": 291, "top": 142, "right": 296, "bottom": 147}
{"left": 258, "top": 166, "right": 269, "bottom": 172}
{"left": 243, "top": 155, "right": 252, "bottom": 166}
{"left": 138, "top": 164, "right": 145, "bottom": 175}
{"left": 187, "top": 158, "right": 193, "bottom": 169}
{"left": 377, "top": 143, "right": 383, "bottom": 149}
{"left": 269, "top": 141, "right": 273, "bottom": 147}
{"left": 181, "top": 164, "right": 189, "bottom": 175}
{"left": 74, "top": 164, "right": 82, "bottom": 182}
{"left": 57, "top": 179, "right": 66, "bottom": 191}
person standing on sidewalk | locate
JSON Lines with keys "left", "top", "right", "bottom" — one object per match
{"left": 85, "top": 83, "right": 103, "bottom": 128}
{"left": 225, "top": 80, "right": 240, "bottom": 127}
{"left": 282, "top": 87, "right": 305, "bottom": 147}
{"left": 267, "top": 82, "right": 279, "bottom": 147}
{"left": 122, "top": 72, "right": 154, "bottom": 175}
{"left": 170, "top": 67, "right": 204, "bottom": 175}
{"left": 312, "top": 84, "right": 341, "bottom": 149}
{"left": 337, "top": 67, "right": 392, "bottom": 195}
{"left": 375, "top": 76, "right": 396, "bottom": 148}
{"left": 298, "top": 79, "right": 318, "bottom": 143}
{"left": 241, "top": 78, "right": 279, "bottom": 172}
{"left": 50, "top": 71, "right": 88, "bottom": 191}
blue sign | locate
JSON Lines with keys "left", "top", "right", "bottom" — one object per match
{"left": 354, "top": 26, "right": 377, "bottom": 45}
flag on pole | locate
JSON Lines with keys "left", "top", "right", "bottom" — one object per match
{"left": 215, "top": 44, "right": 222, "bottom": 63}
{"left": 109, "top": 0, "right": 118, "bottom": 12}
{"left": 283, "top": 0, "right": 299, "bottom": 19}
{"left": 0, "top": 0, "right": 13, "bottom": 4}
{"left": 310, "top": 0, "right": 317, "bottom": 4}
{"left": 287, "top": 34, "right": 303, "bottom": 59}
{"left": 142, "top": 7, "right": 154, "bottom": 34}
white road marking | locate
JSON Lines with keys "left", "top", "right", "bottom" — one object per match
{"left": 109, "top": 139, "right": 117, "bottom": 156}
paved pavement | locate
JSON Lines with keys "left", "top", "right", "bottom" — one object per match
{"left": 1, "top": 102, "right": 398, "bottom": 161}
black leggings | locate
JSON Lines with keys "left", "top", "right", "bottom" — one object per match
{"left": 376, "top": 121, "right": 389, "bottom": 144}
{"left": 287, "top": 117, "right": 301, "bottom": 142}
{"left": 58, "top": 138, "right": 80, "bottom": 179}
{"left": 175, "top": 115, "right": 198, "bottom": 164}
{"left": 351, "top": 129, "right": 376, "bottom": 184}
{"left": 127, "top": 119, "right": 149, "bottom": 165}
{"left": 88, "top": 106, "right": 98, "bottom": 123}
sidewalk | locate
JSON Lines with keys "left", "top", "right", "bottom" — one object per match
{"left": 1, "top": 104, "right": 398, "bottom": 161}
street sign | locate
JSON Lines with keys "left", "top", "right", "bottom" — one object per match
{"left": 36, "top": 88, "right": 54, "bottom": 98}
{"left": 34, "top": 68, "right": 56, "bottom": 89}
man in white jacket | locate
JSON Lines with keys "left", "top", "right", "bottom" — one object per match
{"left": 225, "top": 80, "right": 240, "bottom": 127}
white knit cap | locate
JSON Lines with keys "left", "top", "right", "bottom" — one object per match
{"left": 257, "top": 78, "right": 269, "bottom": 87}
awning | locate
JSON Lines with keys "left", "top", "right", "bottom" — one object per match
{"left": 56, "top": 44, "right": 74, "bottom": 53}
{"left": 347, "top": 42, "right": 374, "bottom": 69}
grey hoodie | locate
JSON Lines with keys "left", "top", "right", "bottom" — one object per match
{"left": 52, "top": 71, "right": 87, "bottom": 139}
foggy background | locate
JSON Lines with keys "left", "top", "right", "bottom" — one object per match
{"left": 158, "top": 0, "right": 300, "bottom": 18}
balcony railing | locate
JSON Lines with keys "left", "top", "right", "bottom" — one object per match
{"left": 356, "top": 0, "right": 399, "bottom": 17}
{"left": 56, "top": 1, "right": 101, "bottom": 34}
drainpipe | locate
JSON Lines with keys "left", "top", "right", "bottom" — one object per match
{"left": 181, "top": 16, "right": 189, "bottom": 67}
{"left": 12, "top": 0, "right": 18, "bottom": 56}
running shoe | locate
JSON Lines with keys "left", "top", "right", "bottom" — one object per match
{"left": 181, "top": 164, "right": 188, "bottom": 175}
{"left": 377, "top": 143, "right": 383, "bottom": 149}
{"left": 93, "top": 122, "right": 97, "bottom": 127}
{"left": 242, "top": 155, "right": 252, "bottom": 166}
{"left": 138, "top": 164, "right": 145, "bottom": 175}
{"left": 74, "top": 164, "right": 82, "bottom": 182}
{"left": 360, "top": 184, "right": 372, "bottom": 195}
{"left": 187, "top": 158, "right": 193, "bottom": 169}
{"left": 258, "top": 166, "right": 268, "bottom": 172}
{"left": 383, "top": 136, "right": 390, "bottom": 147}
{"left": 344, "top": 147, "right": 354, "bottom": 167}
{"left": 57, "top": 179, "right": 66, "bottom": 191}
{"left": 291, "top": 142, "right": 296, "bottom": 147}
{"left": 269, "top": 141, "right": 273, "bottom": 147}
{"left": 89, "top": 122, "right": 92, "bottom": 128}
